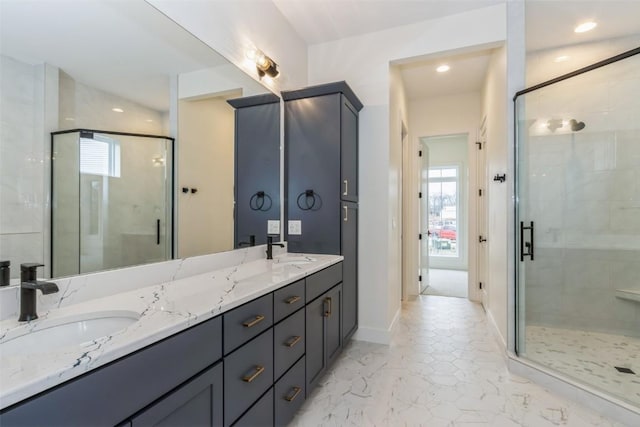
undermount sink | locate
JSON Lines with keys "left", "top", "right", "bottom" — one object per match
{"left": 0, "top": 311, "right": 140, "bottom": 358}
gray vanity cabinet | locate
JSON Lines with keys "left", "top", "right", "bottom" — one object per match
{"left": 129, "top": 362, "right": 223, "bottom": 427}
{"left": 228, "top": 94, "right": 280, "bottom": 248}
{"left": 306, "top": 283, "right": 343, "bottom": 393}
{"left": 283, "top": 81, "right": 362, "bottom": 346}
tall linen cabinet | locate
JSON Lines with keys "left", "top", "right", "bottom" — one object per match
{"left": 283, "top": 82, "right": 362, "bottom": 342}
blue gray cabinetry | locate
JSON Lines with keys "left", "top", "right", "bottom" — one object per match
{"left": 228, "top": 94, "right": 281, "bottom": 248}
{"left": 0, "top": 262, "right": 344, "bottom": 427}
{"left": 283, "top": 82, "right": 362, "bottom": 344}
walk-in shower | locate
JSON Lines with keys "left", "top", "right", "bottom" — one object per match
{"left": 515, "top": 47, "right": 640, "bottom": 409}
{"left": 51, "top": 130, "right": 174, "bottom": 277}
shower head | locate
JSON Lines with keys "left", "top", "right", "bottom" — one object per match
{"left": 569, "top": 119, "right": 586, "bottom": 132}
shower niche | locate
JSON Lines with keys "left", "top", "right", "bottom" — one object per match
{"left": 51, "top": 130, "right": 174, "bottom": 277}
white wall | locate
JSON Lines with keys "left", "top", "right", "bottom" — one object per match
{"left": 409, "top": 92, "right": 481, "bottom": 286}
{"left": 389, "top": 65, "right": 409, "bottom": 311}
{"left": 147, "top": 0, "right": 308, "bottom": 93}
{"left": 178, "top": 97, "right": 235, "bottom": 257}
{"left": 482, "top": 46, "right": 509, "bottom": 344}
{"left": 308, "top": 4, "right": 507, "bottom": 343}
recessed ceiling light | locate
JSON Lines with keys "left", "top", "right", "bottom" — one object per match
{"left": 436, "top": 65, "right": 450, "bottom": 73}
{"left": 112, "top": 107, "right": 124, "bottom": 113}
{"left": 554, "top": 55, "right": 570, "bottom": 63}
{"left": 64, "top": 117, "right": 75, "bottom": 121}
{"left": 146, "top": 119, "right": 154, "bottom": 123}
{"left": 574, "top": 21, "right": 597, "bottom": 33}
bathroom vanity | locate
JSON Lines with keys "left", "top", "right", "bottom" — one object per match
{"left": 0, "top": 249, "right": 345, "bottom": 426}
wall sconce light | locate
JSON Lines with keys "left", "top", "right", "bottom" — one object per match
{"left": 247, "top": 47, "right": 279, "bottom": 79}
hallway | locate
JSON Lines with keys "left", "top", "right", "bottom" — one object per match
{"left": 292, "top": 296, "right": 620, "bottom": 426}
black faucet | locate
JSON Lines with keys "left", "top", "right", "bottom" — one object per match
{"left": 266, "top": 236, "right": 284, "bottom": 260}
{"left": 238, "top": 235, "right": 256, "bottom": 247}
{"left": 19, "top": 263, "right": 59, "bottom": 322}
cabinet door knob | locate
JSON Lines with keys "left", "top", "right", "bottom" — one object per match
{"left": 284, "top": 386, "right": 302, "bottom": 402}
{"left": 285, "top": 295, "right": 301, "bottom": 305}
{"left": 243, "top": 314, "right": 265, "bottom": 328}
{"left": 285, "top": 335, "right": 302, "bottom": 347}
{"left": 242, "top": 365, "right": 265, "bottom": 383}
{"left": 324, "top": 296, "right": 332, "bottom": 317}
{"left": 343, "top": 179, "right": 348, "bottom": 196}
{"left": 343, "top": 205, "right": 348, "bottom": 222}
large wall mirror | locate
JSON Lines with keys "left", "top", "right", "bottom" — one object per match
{"left": 0, "top": 0, "right": 281, "bottom": 279}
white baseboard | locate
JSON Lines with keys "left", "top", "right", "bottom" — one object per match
{"left": 486, "top": 308, "right": 507, "bottom": 349}
{"left": 353, "top": 307, "right": 401, "bottom": 345}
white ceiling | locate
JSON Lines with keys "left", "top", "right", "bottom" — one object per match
{"left": 272, "top": 0, "right": 502, "bottom": 44}
{"left": 399, "top": 49, "right": 493, "bottom": 100}
{"left": 0, "top": 0, "right": 230, "bottom": 111}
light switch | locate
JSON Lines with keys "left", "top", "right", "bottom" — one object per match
{"left": 288, "top": 220, "right": 302, "bottom": 235}
{"left": 267, "top": 220, "right": 280, "bottom": 234}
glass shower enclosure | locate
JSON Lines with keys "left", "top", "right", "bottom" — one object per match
{"left": 514, "top": 48, "right": 640, "bottom": 408}
{"left": 52, "top": 130, "right": 174, "bottom": 277}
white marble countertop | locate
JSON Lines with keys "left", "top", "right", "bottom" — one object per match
{"left": 0, "top": 253, "right": 342, "bottom": 410}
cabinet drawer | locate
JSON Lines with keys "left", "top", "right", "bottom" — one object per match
{"left": 273, "top": 308, "right": 305, "bottom": 380}
{"left": 306, "top": 262, "right": 342, "bottom": 303}
{"left": 224, "top": 329, "right": 273, "bottom": 426}
{"left": 233, "top": 388, "right": 273, "bottom": 427}
{"left": 273, "top": 279, "right": 305, "bottom": 323}
{"left": 224, "top": 293, "right": 273, "bottom": 355}
{"left": 274, "top": 356, "right": 306, "bottom": 427}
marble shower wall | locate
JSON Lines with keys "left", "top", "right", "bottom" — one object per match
{"left": 522, "top": 53, "right": 640, "bottom": 336}
{"left": 0, "top": 56, "right": 46, "bottom": 276}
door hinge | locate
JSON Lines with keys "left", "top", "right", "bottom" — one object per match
{"left": 418, "top": 233, "right": 422, "bottom": 240}
{"left": 418, "top": 150, "right": 422, "bottom": 157}
{"left": 479, "top": 282, "right": 483, "bottom": 289}
{"left": 478, "top": 189, "right": 482, "bottom": 196}
{"left": 419, "top": 192, "right": 422, "bottom": 198}
{"left": 476, "top": 141, "right": 482, "bottom": 150}
{"left": 419, "top": 275, "right": 422, "bottom": 282}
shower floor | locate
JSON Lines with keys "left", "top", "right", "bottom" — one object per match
{"left": 525, "top": 326, "right": 640, "bottom": 408}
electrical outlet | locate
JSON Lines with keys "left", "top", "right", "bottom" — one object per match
{"left": 288, "top": 220, "right": 302, "bottom": 235}
{"left": 267, "top": 220, "right": 280, "bottom": 234}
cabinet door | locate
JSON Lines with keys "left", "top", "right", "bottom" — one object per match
{"left": 341, "top": 202, "right": 358, "bottom": 341}
{"left": 285, "top": 94, "right": 341, "bottom": 254}
{"left": 131, "top": 362, "right": 223, "bottom": 427}
{"left": 325, "top": 284, "right": 343, "bottom": 367}
{"left": 305, "top": 295, "right": 326, "bottom": 392}
{"left": 340, "top": 97, "right": 358, "bottom": 202}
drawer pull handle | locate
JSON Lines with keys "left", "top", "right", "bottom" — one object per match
{"left": 343, "top": 179, "right": 348, "bottom": 196}
{"left": 285, "top": 386, "right": 302, "bottom": 402}
{"left": 285, "top": 335, "right": 302, "bottom": 348}
{"left": 242, "top": 365, "right": 265, "bottom": 383}
{"left": 285, "top": 295, "right": 301, "bottom": 305}
{"left": 324, "top": 297, "right": 332, "bottom": 317}
{"left": 243, "top": 314, "right": 265, "bottom": 328}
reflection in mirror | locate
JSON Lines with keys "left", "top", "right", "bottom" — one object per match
{"left": 0, "top": 0, "right": 277, "bottom": 279}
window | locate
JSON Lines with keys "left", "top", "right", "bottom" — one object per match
{"left": 80, "top": 135, "right": 121, "bottom": 177}
{"left": 427, "top": 166, "right": 458, "bottom": 257}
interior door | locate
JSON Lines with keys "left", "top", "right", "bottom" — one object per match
{"left": 476, "top": 124, "right": 488, "bottom": 308}
{"left": 419, "top": 145, "right": 430, "bottom": 294}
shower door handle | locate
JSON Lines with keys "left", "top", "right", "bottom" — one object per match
{"left": 156, "top": 219, "right": 160, "bottom": 245}
{"left": 520, "top": 221, "right": 534, "bottom": 261}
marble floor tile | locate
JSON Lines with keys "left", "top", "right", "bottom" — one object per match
{"left": 526, "top": 326, "right": 640, "bottom": 407}
{"left": 291, "top": 296, "right": 627, "bottom": 426}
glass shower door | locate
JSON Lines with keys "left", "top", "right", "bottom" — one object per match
{"left": 79, "top": 132, "right": 172, "bottom": 273}
{"left": 515, "top": 50, "right": 640, "bottom": 407}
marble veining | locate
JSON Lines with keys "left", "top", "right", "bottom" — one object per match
{"left": 525, "top": 325, "right": 640, "bottom": 408}
{"left": 0, "top": 250, "right": 341, "bottom": 410}
{"left": 292, "top": 296, "right": 628, "bottom": 426}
